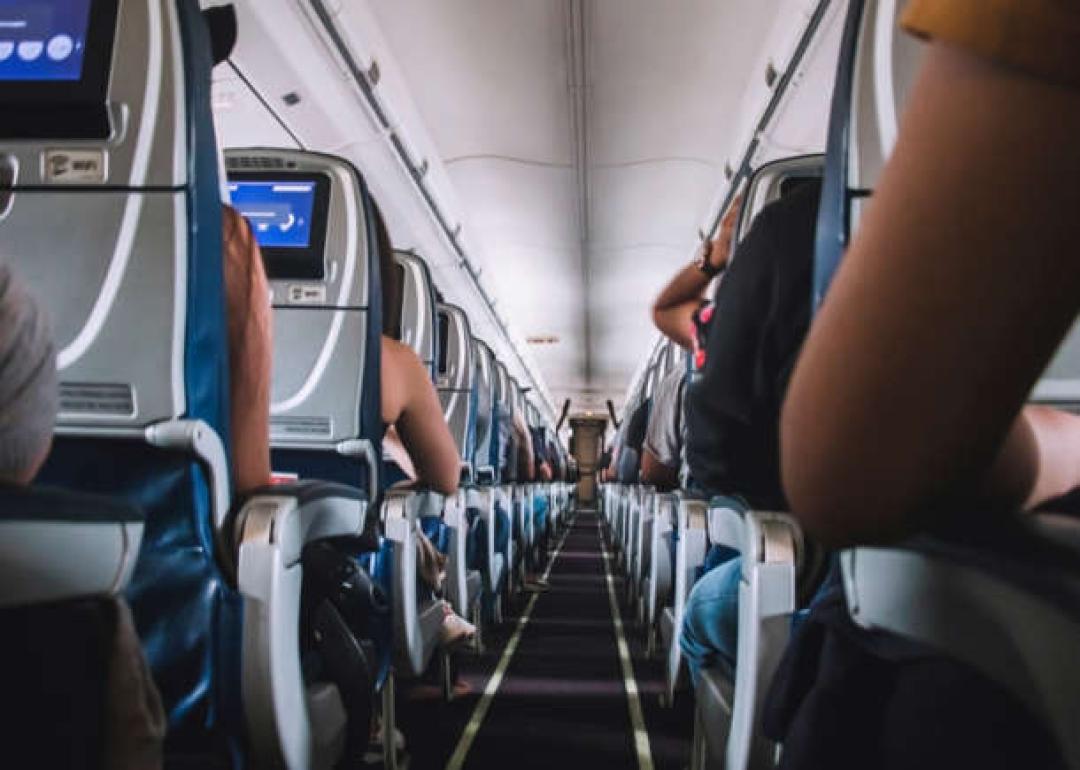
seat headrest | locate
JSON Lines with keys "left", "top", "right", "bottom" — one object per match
{"left": 737, "top": 155, "right": 825, "bottom": 246}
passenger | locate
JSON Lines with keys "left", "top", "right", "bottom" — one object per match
{"left": 510, "top": 406, "right": 550, "bottom": 590}
{"left": 780, "top": 3, "right": 1080, "bottom": 546}
{"left": 0, "top": 262, "right": 57, "bottom": 486}
{"left": 766, "top": 11, "right": 1080, "bottom": 765}
{"left": 651, "top": 180, "right": 820, "bottom": 685}
{"left": 372, "top": 206, "right": 476, "bottom": 645}
{"left": 640, "top": 366, "right": 685, "bottom": 492}
{"left": 615, "top": 397, "right": 651, "bottom": 484}
{"left": 530, "top": 425, "right": 554, "bottom": 554}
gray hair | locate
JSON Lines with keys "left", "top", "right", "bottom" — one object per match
{"left": 0, "top": 263, "right": 57, "bottom": 482}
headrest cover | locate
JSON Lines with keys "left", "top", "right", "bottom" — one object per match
{"left": 0, "top": 263, "right": 57, "bottom": 481}
{"left": 203, "top": 6, "right": 238, "bottom": 66}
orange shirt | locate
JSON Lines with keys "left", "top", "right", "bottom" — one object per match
{"left": 903, "top": 0, "right": 1080, "bottom": 88}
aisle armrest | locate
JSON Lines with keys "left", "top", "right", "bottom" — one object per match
{"left": 842, "top": 526, "right": 1080, "bottom": 770}
{"left": 236, "top": 480, "right": 366, "bottom": 770}
{"left": 383, "top": 489, "right": 446, "bottom": 677}
{"left": 0, "top": 486, "right": 144, "bottom": 608}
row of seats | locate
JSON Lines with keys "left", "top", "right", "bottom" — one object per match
{"left": 603, "top": 1, "right": 1080, "bottom": 769}
{"left": 0, "top": 2, "right": 576, "bottom": 769}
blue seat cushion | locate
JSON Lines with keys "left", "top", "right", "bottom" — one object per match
{"left": 38, "top": 437, "right": 243, "bottom": 762}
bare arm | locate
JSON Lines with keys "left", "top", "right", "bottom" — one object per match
{"left": 224, "top": 207, "right": 272, "bottom": 495}
{"left": 383, "top": 338, "right": 461, "bottom": 496}
{"left": 780, "top": 43, "right": 1080, "bottom": 548}
{"left": 652, "top": 199, "right": 741, "bottom": 350}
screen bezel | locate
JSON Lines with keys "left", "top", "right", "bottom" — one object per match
{"left": 228, "top": 170, "right": 333, "bottom": 282}
{"left": 0, "top": 0, "right": 118, "bottom": 105}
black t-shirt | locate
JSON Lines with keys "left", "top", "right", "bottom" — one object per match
{"left": 684, "top": 181, "right": 821, "bottom": 509}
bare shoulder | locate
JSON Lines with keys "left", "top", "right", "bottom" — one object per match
{"left": 382, "top": 336, "right": 426, "bottom": 378}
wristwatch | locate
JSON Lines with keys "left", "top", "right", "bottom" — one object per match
{"left": 696, "top": 240, "right": 722, "bottom": 277}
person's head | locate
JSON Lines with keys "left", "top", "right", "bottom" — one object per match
{"left": 0, "top": 263, "right": 57, "bottom": 485}
{"left": 372, "top": 203, "right": 403, "bottom": 340}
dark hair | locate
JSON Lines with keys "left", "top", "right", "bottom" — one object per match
{"left": 371, "top": 202, "right": 403, "bottom": 339}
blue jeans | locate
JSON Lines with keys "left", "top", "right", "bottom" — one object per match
{"left": 533, "top": 495, "right": 548, "bottom": 537}
{"left": 680, "top": 554, "right": 742, "bottom": 688}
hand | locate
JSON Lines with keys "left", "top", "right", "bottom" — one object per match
{"left": 708, "top": 194, "right": 744, "bottom": 270}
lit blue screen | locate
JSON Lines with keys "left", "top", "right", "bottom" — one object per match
{"left": 0, "top": 1, "right": 92, "bottom": 82}
{"left": 229, "top": 180, "right": 317, "bottom": 250}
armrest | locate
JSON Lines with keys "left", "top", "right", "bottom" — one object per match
{"left": 380, "top": 489, "right": 445, "bottom": 676}
{"left": 0, "top": 485, "right": 144, "bottom": 608}
{"left": 234, "top": 481, "right": 367, "bottom": 564}
{"left": 842, "top": 541, "right": 1080, "bottom": 768}
{"left": 235, "top": 480, "right": 365, "bottom": 769}
{"left": 708, "top": 495, "right": 750, "bottom": 552}
{"left": 381, "top": 489, "right": 445, "bottom": 541}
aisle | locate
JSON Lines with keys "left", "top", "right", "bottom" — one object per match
{"left": 396, "top": 508, "right": 692, "bottom": 770}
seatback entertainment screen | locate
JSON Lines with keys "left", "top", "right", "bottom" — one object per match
{"left": 0, "top": 1, "right": 93, "bottom": 82}
{"left": 230, "top": 180, "right": 317, "bottom": 250}
{"left": 228, "top": 172, "right": 331, "bottom": 281}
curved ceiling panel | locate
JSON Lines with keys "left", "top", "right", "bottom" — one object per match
{"left": 361, "top": 0, "right": 823, "bottom": 412}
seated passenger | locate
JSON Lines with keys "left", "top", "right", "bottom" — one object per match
{"left": 372, "top": 207, "right": 476, "bottom": 646}
{"left": 651, "top": 180, "right": 820, "bottom": 686}
{"left": 768, "top": 8, "right": 1080, "bottom": 768}
{"left": 530, "top": 425, "right": 554, "bottom": 553}
{"left": 780, "top": 2, "right": 1080, "bottom": 547}
{"left": 640, "top": 366, "right": 685, "bottom": 492}
{"left": 509, "top": 406, "right": 550, "bottom": 590}
{"left": 615, "top": 397, "right": 651, "bottom": 484}
{"left": 0, "top": 262, "right": 57, "bottom": 486}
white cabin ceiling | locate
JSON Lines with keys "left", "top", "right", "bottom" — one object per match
{"left": 365, "top": 0, "right": 786, "bottom": 412}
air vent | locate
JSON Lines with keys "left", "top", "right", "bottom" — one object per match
{"left": 60, "top": 382, "right": 135, "bottom": 417}
{"left": 271, "top": 416, "right": 332, "bottom": 438}
{"left": 226, "top": 156, "right": 291, "bottom": 171}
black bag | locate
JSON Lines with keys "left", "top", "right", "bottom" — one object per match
{"left": 300, "top": 541, "right": 389, "bottom": 764}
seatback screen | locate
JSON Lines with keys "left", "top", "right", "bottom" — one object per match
{"left": 228, "top": 172, "right": 332, "bottom": 281}
{"left": 0, "top": 1, "right": 92, "bottom": 82}
{"left": 230, "top": 181, "right": 317, "bottom": 250}
{"left": 0, "top": 0, "right": 117, "bottom": 139}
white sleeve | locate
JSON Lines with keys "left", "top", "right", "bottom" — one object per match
{"left": 644, "top": 372, "right": 682, "bottom": 469}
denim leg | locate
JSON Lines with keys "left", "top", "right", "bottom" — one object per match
{"left": 494, "top": 503, "right": 511, "bottom": 561}
{"left": 680, "top": 556, "right": 742, "bottom": 688}
{"left": 533, "top": 496, "right": 548, "bottom": 536}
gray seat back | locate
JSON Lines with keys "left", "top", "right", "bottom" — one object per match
{"left": 735, "top": 155, "right": 825, "bottom": 246}
{"left": 395, "top": 250, "right": 439, "bottom": 381}
{"left": 226, "top": 148, "right": 381, "bottom": 496}
{"left": 473, "top": 337, "right": 497, "bottom": 477}
{"left": 437, "top": 302, "right": 476, "bottom": 469}
{"left": 3, "top": 0, "right": 192, "bottom": 434}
